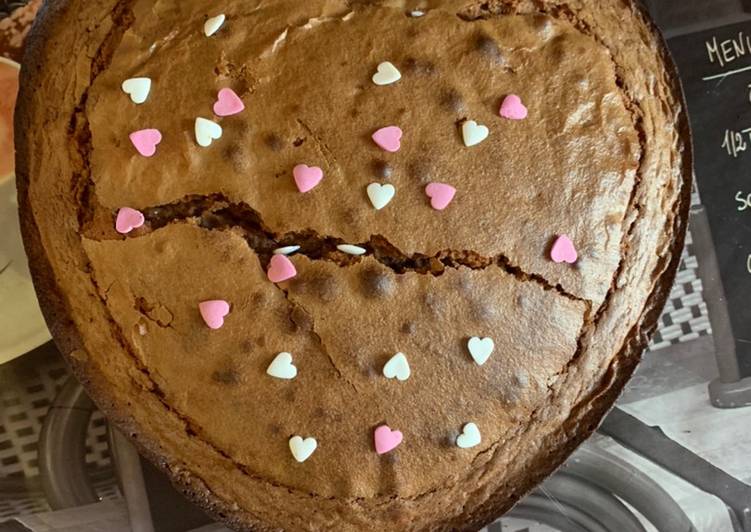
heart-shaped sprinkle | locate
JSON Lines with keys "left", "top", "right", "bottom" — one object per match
{"left": 115, "top": 207, "right": 145, "bottom": 234}
{"left": 462, "top": 120, "right": 489, "bottom": 147}
{"left": 267, "top": 352, "right": 297, "bottom": 379}
{"left": 204, "top": 14, "right": 226, "bottom": 37}
{"left": 456, "top": 422, "right": 482, "bottom": 449}
{"left": 372, "top": 126, "right": 403, "bottom": 153}
{"left": 121, "top": 77, "right": 152, "bottom": 104}
{"left": 374, "top": 425, "right": 403, "bottom": 454}
{"left": 337, "top": 244, "right": 366, "bottom": 256}
{"left": 267, "top": 254, "right": 297, "bottom": 283}
{"left": 367, "top": 183, "right": 396, "bottom": 210}
{"left": 468, "top": 337, "right": 495, "bottom": 366}
{"left": 129, "top": 129, "right": 162, "bottom": 157}
{"left": 195, "top": 117, "right": 223, "bottom": 147}
{"left": 383, "top": 352, "right": 411, "bottom": 381}
{"left": 198, "top": 300, "right": 230, "bottom": 330}
{"left": 273, "top": 245, "right": 301, "bottom": 255}
{"left": 289, "top": 436, "right": 317, "bottom": 463}
{"left": 213, "top": 88, "right": 244, "bottom": 117}
{"left": 372, "top": 61, "right": 401, "bottom": 86}
{"left": 550, "top": 235, "right": 578, "bottom": 264}
{"left": 499, "top": 94, "right": 528, "bottom": 120}
{"left": 425, "top": 183, "right": 456, "bottom": 211}
{"left": 293, "top": 164, "right": 324, "bottom": 193}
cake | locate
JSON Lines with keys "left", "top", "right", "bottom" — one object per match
{"left": 17, "top": 1, "right": 691, "bottom": 530}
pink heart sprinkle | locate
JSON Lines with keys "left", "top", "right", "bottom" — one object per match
{"left": 372, "top": 126, "right": 403, "bottom": 153}
{"left": 550, "top": 235, "right": 578, "bottom": 264}
{"left": 374, "top": 425, "right": 403, "bottom": 455}
{"left": 115, "top": 207, "right": 145, "bottom": 234}
{"left": 267, "top": 254, "right": 297, "bottom": 283}
{"left": 213, "top": 88, "right": 245, "bottom": 117}
{"left": 129, "top": 129, "right": 162, "bottom": 157}
{"left": 499, "top": 94, "right": 528, "bottom": 120}
{"left": 199, "top": 300, "right": 230, "bottom": 330}
{"left": 425, "top": 183, "right": 457, "bottom": 211}
{"left": 293, "top": 164, "right": 324, "bottom": 193}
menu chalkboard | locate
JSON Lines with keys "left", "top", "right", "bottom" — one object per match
{"left": 669, "top": 23, "right": 751, "bottom": 377}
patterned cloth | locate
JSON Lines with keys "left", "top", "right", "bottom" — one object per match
{"left": 649, "top": 228, "right": 712, "bottom": 350}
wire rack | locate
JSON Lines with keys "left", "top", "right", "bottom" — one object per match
{"left": 0, "top": 347, "right": 119, "bottom": 519}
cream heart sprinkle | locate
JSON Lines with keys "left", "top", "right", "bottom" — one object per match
{"left": 383, "top": 353, "right": 410, "bottom": 381}
{"left": 289, "top": 436, "right": 317, "bottom": 463}
{"left": 337, "top": 244, "right": 366, "bottom": 256}
{"left": 195, "top": 117, "right": 223, "bottom": 147}
{"left": 468, "top": 337, "right": 494, "bottom": 366}
{"left": 372, "top": 61, "right": 401, "bottom": 86}
{"left": 121, "top": 77, "right": 151, "bottom": 104}
{"left": 204, "top": 14, "right": 226, "bottom": 37}
{"left": 456, "top": 423, "right": 481, "bottom": 449}
{"left": 266, "top": 352, "right": 297, "bottom": 380}
{"left": 367, "top": 183, "right": 396, "bottom": 210}
{"left": 273, "top": 245, "right": 301, "bottom": 255}
{"left": 462, "top": 120, "right": 489, "bottom": 147}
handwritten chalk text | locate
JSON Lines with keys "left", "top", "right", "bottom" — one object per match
{"left": 722, "top": 128, "right": 751, "bottom": 157}
{"left": 737, "top": 191, "right": 751, "bottom": 211}
{"left": 706, "top": 32, "right": 751, "bottom": 67}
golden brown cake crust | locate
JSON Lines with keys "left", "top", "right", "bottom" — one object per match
{"left": 17, "top": 0, "right": 691, "bottom": 530}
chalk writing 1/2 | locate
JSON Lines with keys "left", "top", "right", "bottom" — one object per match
{"left": 722, "top": 128, "right": 751, "bottom": 157}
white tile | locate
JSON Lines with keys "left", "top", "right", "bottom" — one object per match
{"left": 622, "top": 384, "right": 751, "bottom": 482}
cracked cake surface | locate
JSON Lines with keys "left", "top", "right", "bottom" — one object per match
{"left": 17, "top": 0, "right": 691, "bottom": 530}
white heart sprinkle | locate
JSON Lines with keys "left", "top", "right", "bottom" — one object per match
{"left": 273, "top": 245, "right": 301, "bottom": 255}
{"left": 195, "top": 117, "right": 223, "bottom": 147}
{"left": 337, "top": 244, "right": 366, "bottom": 256}
{"left": 383, "top": 352, "right": 410, "bottom": 381}
{"left": 121, "top": 77, "right": 152, "bottom": 104}
{"left": 372, "top": 61, "right": 401, "bottom": 86}
{"left": 468, "top": 337, "right": 494, "bottom": 366}
{"left": 289, "top": 435, "right": 317, "bottom": 463}
{"left": 367, "top": 183, "right": 396, "bottom": 210}
{"left": 267, "top": 352, "right": 297, "bottom": 380}
{"left": 410, "top": 10, "right": 425, "bottom": 17}
{"left": 204, "top": 14, "right": 226, "bottom": 37}
{"left": 456, "top": 423, "right": 481, "bottom": 449}
{"left": 462, "top": 120, "right": 490, "bottom": 147}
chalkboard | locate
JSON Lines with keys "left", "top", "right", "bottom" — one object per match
{"left": 668, "top": 23, "right": 751, "bottom": 377}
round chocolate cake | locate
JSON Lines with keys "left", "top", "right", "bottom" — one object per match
{"left": 17, "top": 0, "right": 691, "bottom": 530}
